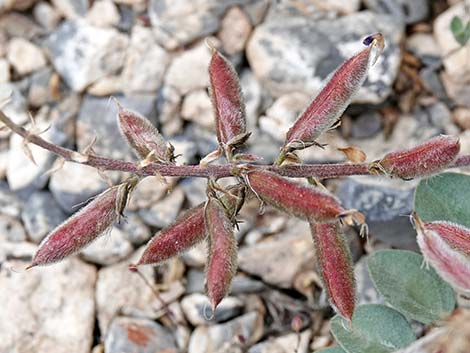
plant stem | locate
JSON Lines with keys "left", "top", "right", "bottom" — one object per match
{"left": 1, "top": 109, "right": 469, "bottom": 180}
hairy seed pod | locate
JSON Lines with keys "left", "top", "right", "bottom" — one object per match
{"left": 209, "top": 49, "right": 249, "bottom": 151}
{"left": 414, "top": 215, "right": 470, "bottom": 294}
{"left": 29, "top": 187, "right": 120, "bottom": 267}
{"left": 117, "top": 104, "right": 175, "bottom": 163}
{"left": 246, "top": 170, "right": 345, "bottom": 222}
{"left": 311, "top": 222, "right": 356, "bottom": 321}
{"left": 283, "top": 33, "right": 384, "bottom": 152}
{"left": 134, "top": 184, "right": 245, "bottom": 267}
{"left": 205, "top": 196, "right": 237, "bottom": 312}
{"left": 370, "top": 135, "right": 460, "bottom": 180}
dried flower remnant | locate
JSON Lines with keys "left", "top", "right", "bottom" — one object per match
{"left": 370, "top": 135, "right": 460, "bottom": 180}
{"left": 279, "top": 33, "right": 384, "bottom": 160}
{"left": 28, "top": 178, "right": 137, "bottom": 268}
{"left": 311, "top": 222, "right": 356, "bottom": 321}
{"left": 209, "top": 49, "right": 250, "bottom": 159}
{"left": 205, "top": 196, "right": 238, "bottom": 313}
{"left": 117, "top": 103, "right": 175, "bottom": 164}
{"left": 414, "top": 214, "right": 470, "bottom": 294}
{"left": 133, "top": 184, "right": 245, "bottom": 267}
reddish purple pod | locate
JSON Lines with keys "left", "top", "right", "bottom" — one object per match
{"left": 311, "top": 222, "right": 356, "bottom": 321}
{"left": 246, "top": 170, "right": 345, "bottom": 222}
{"left": 29, "top": 187, "right": 120, "bottom": 267}
{"left": 209, "top": 49, "right": 249, "bottom": 152}
{"left": 283, "top": 33, "right": 384, "bottom": 153}
{"left": 205, "top": 197, "right": 238, "bottom": 312}
{"left": 370, "top": 135, "right": 460, "bottom": 180}
{"left": 117, "top": 104, "right": 175, "bottom": 164}
{"left": 414, "top": 215, "right": 470, "bottom": 294}
{"left": 134, "top": 184, "right": 245, "bottom": 267}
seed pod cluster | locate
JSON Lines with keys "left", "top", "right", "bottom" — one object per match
{"left": 29, "top": 178, "right": 137, "bottom": 268}
{"left": 370, "top": 135, "right": 460, "bottom": 180}
{"left": 209, "top": 49, "right": 250, "bottom": 158}
{"left": 414, "top": 215, "right": 470, "bottom": 294}
{"left": 117, "top": 104, "right": 175, "bottom": 164}
{"left": 205, "top": 196, "right": 238, "bottom": 312}
{"left": 282, "top": 33, "right": 384, "bottom": 154}
{"left": 246, "top": 170, "right": 345, "bottom": 222}
{"left": 311, "top": 222, "right": 356, "bottom": 321}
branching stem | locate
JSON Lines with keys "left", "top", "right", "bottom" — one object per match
{"left": 1, "top": 109, "right": 469, "bottom": 180}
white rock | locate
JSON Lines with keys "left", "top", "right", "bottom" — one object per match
{"left": 240, "top": 69, "right": 263, "bottom": 131}
{"left": 259, "top": 92, "right": 310, "bottom": 142}
{"left": 0, "top": 58, "right": 9, "bottom": 83}
{"left": 86, "top": 0, "right": 120, "bottom": 27}
{"left": 0, "top": 0, "right": 38, "bottom": 12}
{"left": 46, "top": 21, "right": 129, "bottom": 92}
{"left": 0, "top": 214, "right": 26, "bottom": 242}
{"left": 434, "top": 2, "right": 470, "bottom": 80}
{"left": 7, "top": 37, "right": 47, "bottom": 75}
{"left": 139, "top": 187, "right": 185, "bottom": 228}
{"left": 126, "top": 175, "right": 173, "bottom": 211}
{"left": 314, "top": 0, "right": 360, "bottom": 14}
{"left": 165, "top": 40, "right": 214, "bottom": 95}
{"left": 181, "top": 89, "right": 215, "bottom": 129}
{"left": 121, "top": 25, "right": 170, "bottom": 94}
{"left": 247, "top": 331, "right": 312, "bottom": 353}
{"left": 33, "top": 1, "right": 61, "bottom": 30}
{"left": 188, "top": 312, "right": 264, "bottom": 353}
{"left": 51, "top": 0, "right": 88, "bottom": 19}
{"left": 0, "top": 255, "right": 96, "bottom": 353}
{"left": 80, "top": 227, "right": 134, "bottom": 265}
{"left": 218, "top": 6, "right": 252, "bottom": 55}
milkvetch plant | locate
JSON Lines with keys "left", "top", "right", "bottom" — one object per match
{"left": 1, "top": 33, "right": 470, "bottom": 351}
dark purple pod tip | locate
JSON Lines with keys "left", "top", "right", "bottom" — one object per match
{"left": 363, "top": 36, "right": 374, "bottom": 46}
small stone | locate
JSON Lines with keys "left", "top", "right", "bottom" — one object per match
{"left": 149, "top": 0, "right": 239, "bottom": 49}
{"left": 441, "top": 71, "right": 470, "bottom": 108}
{"left": 181, "top": 293, "right": 244, "bottom": 326}
{"left": 247, "top": 11, "right": 403, "bottom": 104}
{"left": 121, "top": 25, "right": 170, "bottom": 94}
{"left": 46, "top": 21, "right": 128, "bottom": 91}
{"left": 0, "top": 182, "right": 23, "bottom": 217}
{"left": 80, "top": 227, "right": 134, "bottom": 266}
{"left": 338, "top": 176, "right": 418, "bottom": 250}
{"left": 354, "top": 256, "right": 384, "bottom": 305}
{"left": 156, "top": 85, "right": 182, "bottom": 125}
{"left": 259, "top": 92, "right": 310, "bottom": 142}
{"left": 186, "top": 269, "right": 266, "bottom": 294}
{"left": 0, "top": 256, "right": 96, "bottom": 353}
{"left": 218, "top": 6, "right": 252, "bottom": 55}
{"left": 351, "top": 111, "right": 382, "bottom": 139}
{"left": 419, "top": 68, "right": 448, "bottom": 100}
{"left": 21, "top": 191, "right": 67, "bottom": 243}
{"left": 183, "top": 124, "right": 219, "bottom": 159}
{"left": 181, "top": 242, "right": 207, "bottom": 268}
{"left": 0, "top": 13, "right": 44, "bottom": 39}
{"left": 179, "top": 177, "right": 207, "bottom": 207}
{"left": 87, "top": 75, "right": 122, "bottom": 96}
{"left": 188, "top": 311, "right": 264, "bottom": 353}
{"left": 86, "top": 0, "right": 120, "bottom": 27}
{"left": 27, "top": 67, "right": 56, "bottom": 107}
{"left": 105, "top": 316, "right": 178, "bottom": 353}
{"left": 170, "top": 135, "right": 198, "bottom": 165}
{"left": 127, "top": 176, "right": 173, "bottom": 212}
{"left": 33, "top": 1, "right": 61, "bottom": 30}
{"left": 181, "top": 89, "right": 214, "bottom": 129}
{"left": 453, "top": 107, "right": 470, "bottom": 130}
{"left": 96, "top": 252, "right": 185, "bottom": 334}
{"left": 7, "top": 37, "right": 47, "bottom": 76}
{"left": 0, "top": 214, "right": 26, "bottom": 242}
{"left": 245, "top": 131, "right": 279, "bottom": 164}
{"left": 0, "top": 58, "right": 10, "bottom": 83}
{"left": 76, "top": 94, "right": 158, "bottom": 160}
{"left": 0, "top": 83, "right": 28, "bottom": 126}
{"left": 139, "top": 188, "right": 185, "bottom": 228}
{"left": 363, "top": 0, "right": 429, "bottom": 24}
{"left": 0, "top": 0, "right": 39, "bottom": 12}
{"left": 118, "top": 212, "right": 152, "bottom": 246}
{"left": 425, "top": 101, "right": 459, "bottom": 135}
{"left": 240, "top": 70, "right": 263, "bottom": 131}
{"left": 248, "top": 331, "right": 312, "bottom": 353}
{"left": 165, "top": 40, "right": 214, "bottom": 95}
{"left": 49, "top": 162, "right": 108, "bottom": 214}
{"left": 51, "top": 0, "right": 88, "bottom": 19}
{"left": 238, "top": 222, "right": 315, "bottom": 288}
{"left": 242, "top": 0, "right": 270, "bottom": 26}
{"left": 314, "top": 0, "right": 360, "bottom": 14}
{"left": 406, "top": 33, "right": 440, "bottom": 65}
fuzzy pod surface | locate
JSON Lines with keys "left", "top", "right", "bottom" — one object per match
{"left": 205, "top": 196, "right": 238, "bottom": 312}
{"left": 117, "top": 104, "right": 175, "bottom": 163}
{"left": 371, "top": 135, "right": 460, "bottom": 180}
{"left": 311, "top": 222, "right": 356, "bottom": 321}
{"left": 209, "top": 49, "right": 248, "bottom": 149}
{"left": 30, "top": 186, "right": 119, "bottom": 267}
{"left": 246, "top": 170, "right": 345, "bottom": 222}
{"left": 416, "top": 217, "right": 470, "bottom": 294}
{"left": 283, "top": 33, "right": 383, "bottom": 152}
